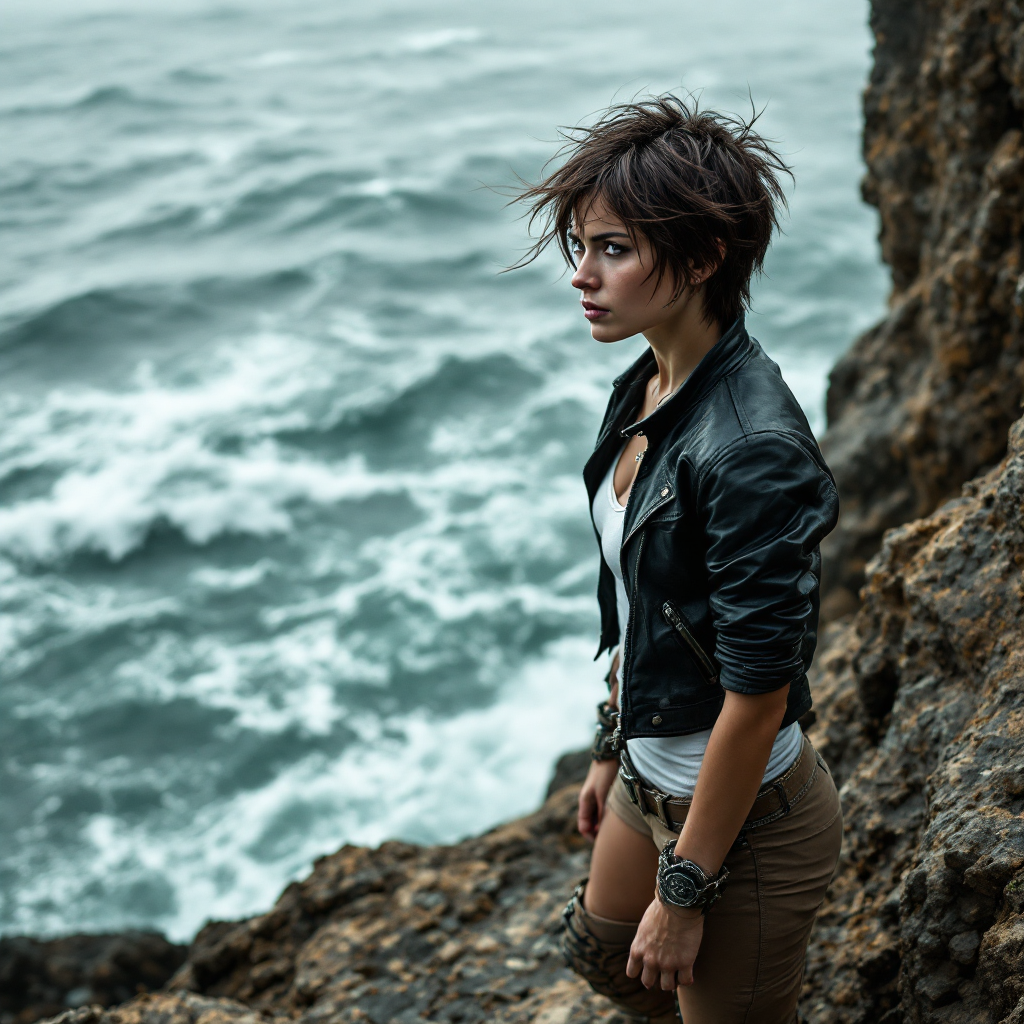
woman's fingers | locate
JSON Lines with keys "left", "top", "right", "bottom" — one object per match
{"left": 625, "top": 947, "right": 642, "bottom": 980}
{"left": 640, "top": 958, "right": 660, "bottom": 989}
{"left": 628, "top": 942, "right": 686, "bottom": 990}
{"left": 577, "top": 790, "right": 597, "bottom": 838}
{"left": 628, "top": 898, "right": 703, "bottom": 989}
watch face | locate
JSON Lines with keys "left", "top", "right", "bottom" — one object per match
{"left": 662, "top": 869, "right": 699, "bottom": 906}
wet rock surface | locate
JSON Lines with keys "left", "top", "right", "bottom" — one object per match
{"left": 168, "top": 787, "right": 608, "bottom": 1024}
{"left": 0, "top": 933, "right": 186, "bottom": 1024}
{"left": 820, "top": 0, "right": 1024, "bottom": 617}
{"left": 39, "top": 993, "right": 286, "bottom": 1024}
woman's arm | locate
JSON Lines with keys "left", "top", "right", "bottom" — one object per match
{"left": 625, "top": 684, "right": 789, "bottom": 989}
{"left": 673, "top": 683, "right": 789, "bottom": 872}
{"left": 577, "top": 648, "right": 622, "bottom": 839}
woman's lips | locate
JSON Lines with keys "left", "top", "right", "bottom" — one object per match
{"left": 582, "top": 301, "right": 610, "bottom": 320}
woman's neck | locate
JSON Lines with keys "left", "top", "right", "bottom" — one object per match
{"left": 642, "top": 290, "right": 722, "bottom": 400}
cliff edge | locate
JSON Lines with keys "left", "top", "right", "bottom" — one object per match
{"left": 820, "top": 0, "right": 1024, "bottom": 616}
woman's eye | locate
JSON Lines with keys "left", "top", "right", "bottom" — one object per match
{"left": 569, "top": 238, "right": 583, "bottom": 255}
{"left": 604, "top": 242, "right": 624, "bottom": 256}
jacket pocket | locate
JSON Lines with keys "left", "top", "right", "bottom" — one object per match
{"left": 661, "top": 601, "right": 719, "bottom": 685}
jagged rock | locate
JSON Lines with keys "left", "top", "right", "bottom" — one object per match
{"left": 0, "top": 934, "right": 186, "bottom": 1024}
{"left": 801, "top": 415, "right": 1024, "bottom": 1023}
{"left": 38, "top": 991, "right": 286, "bottom": 1024}
{"left": 163, "top": 787, "right": 627, "bottom": 1024}
{"left": 545, "top": 750, "right": 591, "bottom": 800}
{"left": 820, "top": 0, "right": 1024, "bottom": 617}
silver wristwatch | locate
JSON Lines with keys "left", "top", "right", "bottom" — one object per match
{"left": 657, "top": 840, "right": 729, "bottom": 915}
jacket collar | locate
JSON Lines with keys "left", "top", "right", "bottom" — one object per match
{"left": 613, "top": 316, "right": 752, "bottom": 443}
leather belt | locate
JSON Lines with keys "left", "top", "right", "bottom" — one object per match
{"left": 618, "top": 733, "right": 824, "bottom": 834}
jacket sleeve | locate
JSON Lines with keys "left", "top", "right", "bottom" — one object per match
{"left": 697, "top": 432, "right": 839, "bottom": 695}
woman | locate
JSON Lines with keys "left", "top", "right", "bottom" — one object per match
{"left": 515, "top": 97, "right": 843, "bottom": 1023}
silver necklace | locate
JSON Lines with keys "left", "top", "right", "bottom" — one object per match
{"left": 652, "top": 378, "right": 680, "bottom": 407}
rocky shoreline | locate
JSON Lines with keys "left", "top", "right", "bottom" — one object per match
{"left": 6, "top": 0, "right": 1024, "bottom": 1021}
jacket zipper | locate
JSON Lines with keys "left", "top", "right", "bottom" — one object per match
{"left": 661, "top": 601, "right": 719, "bottom": 685}
{"left": 617, "top": 436, "right": 676, "bottom": 722}
{"left": 622, "top": 489, "right": 674, "bottom": 549}
{"left": 619, "top": 531, "right": 646, "bottom": 724}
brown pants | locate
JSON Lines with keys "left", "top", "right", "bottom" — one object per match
{"left": 606, "top": 746, "right": 843, "bottom": 1024}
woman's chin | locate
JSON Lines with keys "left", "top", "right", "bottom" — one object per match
{"left": 589, "top": 320, "right": 632, "bottom": 343}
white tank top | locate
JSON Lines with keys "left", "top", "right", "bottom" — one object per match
{"left": 591, "top": 447, "right": 802, "bottom": 797}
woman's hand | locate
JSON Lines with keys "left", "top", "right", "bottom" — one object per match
{"left": 578, "top": 648, "right": 622, "bottom": 840}
{"left": 627, "top": 897, "right": 704, "bottom": 989}
{"left": 577, "top": 758, "right": 619, "bottom": 839}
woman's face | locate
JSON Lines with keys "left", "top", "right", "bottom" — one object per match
{"left": 569, "top": 195, "right": 698, "bottom": 344}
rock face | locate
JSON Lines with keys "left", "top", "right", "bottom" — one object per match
{"left": 820, "top": 0, "right": 1024, "bottom": 616}
{"left": 0, "top": 933, "right": 186, "bottom": 1024}
{"left": 801, "top": 416, "right": 1024, "bottom": 1024}
{"left": 32, "top": 994, "right": 284, "bottom": 1024}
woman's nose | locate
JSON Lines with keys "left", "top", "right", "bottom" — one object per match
{"left": 571, "top": 259, "right": 598, "bottom": 291}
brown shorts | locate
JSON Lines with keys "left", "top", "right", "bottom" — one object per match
{"left": 606, "top": 741, "right": 843, "bottom": 1024}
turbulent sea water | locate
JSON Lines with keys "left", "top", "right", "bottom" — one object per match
{"left": 0, "top": 0, "right": 888, "bottom": 941}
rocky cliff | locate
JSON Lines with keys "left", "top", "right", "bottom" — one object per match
{"left": 820, "top": 0, "right": 1024, "bottom": 617}
{"left": 27, "top": 790, "right": 620, "bottom": 1024}
{"left": 800, "top": 416, "right": 1024, "bottom": 1024}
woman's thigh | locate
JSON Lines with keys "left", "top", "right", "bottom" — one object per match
{"left": 584, "top": 789, "right": 660, "bottom": 923}
{"left": 677, "top": 762, "right": 843, "bottom": 1024}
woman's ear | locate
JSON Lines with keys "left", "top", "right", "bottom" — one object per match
{"left": 690, "top": 239, "right": 726, "bottom": 287}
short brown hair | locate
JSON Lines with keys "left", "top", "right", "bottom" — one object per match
{"left": 512, "top": 95, "right": 791, "bottom": 328}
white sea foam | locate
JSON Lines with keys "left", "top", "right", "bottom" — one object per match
{"left": 6, "top": 635, "right": 597, "bottom": 940}
{"left": 0, "top": 335, "right": 374, "bottom": 561}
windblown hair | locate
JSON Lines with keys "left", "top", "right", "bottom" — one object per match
{"left": 512, "top": 95, "right": 791, "bottom": 328}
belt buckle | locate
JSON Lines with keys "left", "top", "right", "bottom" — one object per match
{"left": 772, "top": 780, "right": 791, "bottom": 817}
{"left": 650, "top": 788, "right": 674, "bottom": 831}
{"left": 617, "top": 756, "right": 648, "bottom": 815}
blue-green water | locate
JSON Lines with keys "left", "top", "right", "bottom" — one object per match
{"left": 0, "top": 0, "right": 887, "bottom": 941}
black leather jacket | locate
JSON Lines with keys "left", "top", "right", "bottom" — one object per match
{"left": 584, "top": 317, "right": 839, "bottom": 740}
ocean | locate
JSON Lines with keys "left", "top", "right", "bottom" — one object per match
{"left": 0, "top": 0, "right": 888, "bottom": 941}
